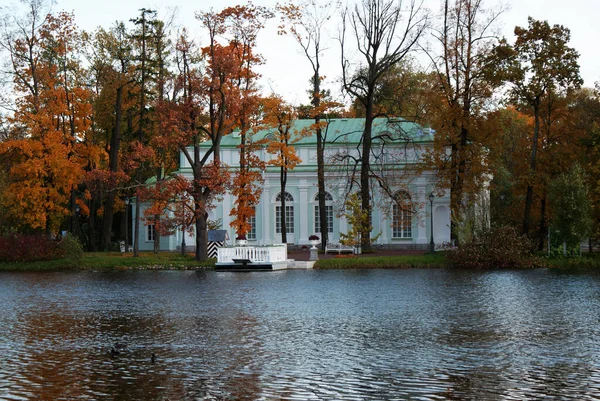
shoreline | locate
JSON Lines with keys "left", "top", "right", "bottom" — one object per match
{"left": 1, "top": 251, "right": 599, "bottom": 272}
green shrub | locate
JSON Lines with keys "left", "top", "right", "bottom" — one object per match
{"left": 447, "top": 226, "right": 536, "bottom": 269}
{"left": 59, "top": 233, "right": 84, "bottom": 262}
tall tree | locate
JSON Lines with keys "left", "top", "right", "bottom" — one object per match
{"left": 129, "top": 8, "right": 160, "bottom": 256}
{"left": 156, "top": 4, "right": 267, "bottom": 261}
{"left": 262, "top": 95, "right": 309, "bottom": 243}
{"left": 147, "top": 17, "right": 175, "bottom": 253}
{"left": 86, "top": 23, "right": 136, "bottom": 251}
{"left": 223, "top": 4, "right": 272, "bottom": 239}
{"left": 485, "top": 106, "right": 532, "bottom": 228}
{"left": 350, "top": 60, "right": 431, "bottom": 122}
{"left": 0, "top": 7, "right": 95, "bottom": 234}
{"left": 574, "top": 86, "right": 600, "bottom": 250}
{"left": 423, "top": 0, "right": 502, "bottom": 245}
{"left": 278, "top": 0, "right": 336, "bottom": 250}
{"left": 494, "top": 17, "right": 582, "bottom": 236}
{"left": 340, "top": 0, "right": 427, "bottom": 251}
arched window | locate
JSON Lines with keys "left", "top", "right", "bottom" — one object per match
{"left": 392, "top": 191, "right": 412, "bottom": 238}
{"left": 275, "top": 192, "right": 294, "bottom": 202}
{"left": 275, "top": 192, "right": 294, "bottom": 234}
{"left": 314, "top": 192, "right": 334, "bottom": 234}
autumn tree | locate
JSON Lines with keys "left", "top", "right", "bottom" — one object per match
{"left": 573, "top": 87, "right": 600, "bottom": 250}
{"left": 223, "top": 4, "right": 272, "bottom": 238}
{"left": 0, "top": 6, "right": 95, "bottom": 235}
{"left": 154, "top": 5, "right": 266, "bottom": 261}
{"left": 350, "top": 60, "right": 431, "bottom": 122}
{"left": 534, "top": 90, "right": 589, "bottom": 249}
{"left": 129, "top": 8, "right": 161, "bottom": 256}
{"left": 262, "top": 95, "right": 309, "bottom": 243}
{"left": 84, "top": 23, "right": 137, "bottom": 251}
{"left": 340, "top": 0, "right": 427, "bottom": 251}
{"left": 138, "top": 174, "right": 197, "bottom": 254}
{"left": 422, "top": 0, "right": 502, "bottom": 245}
{"left": 488, "top": 89, "right": 595, "bottom": 250}
{"left": 145, "top": 16, "right": 175, "bottom": 253}
{"left": 494, "top": 17, "right": 582, "bottom": 237}
{"left": 278, "top": 0, "right": 337, "bottom": 249}
{"left": 486, "top": 106, "right": 531, "bottom": 228}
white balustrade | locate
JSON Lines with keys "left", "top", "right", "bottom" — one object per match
{"left": 217, "top": 244, "right": 287, "bottom": 264}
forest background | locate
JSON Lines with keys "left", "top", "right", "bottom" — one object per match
{"left": 0, "top": 0, "right": 599, "bottom": 262}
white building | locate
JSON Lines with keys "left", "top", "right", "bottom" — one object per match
{"left": 134, "top": 118, "right": 451, "bottom": 251}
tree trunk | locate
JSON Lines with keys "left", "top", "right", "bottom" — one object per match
{"left": 538, "top": 195, "right": 547, "bottom": 251}
{"left": 102, "top": 86, "right": 123, "bottom": 251}
{"left": 317, "top": 125, "right": 328, "bottom": 250}
{"left": 280, "top": 166, "right": 287, "bottom": 244}
{"left": 195, "top": 212, "right": 208, "bottom": 261}
{"left": 361, "top": 112, "right": 374, "bottom": 252}
{"left": 133, "top": 190, "right": 141, "bottom": 257}
{"left": 312, "top": 71, "right": 328, "bottom": 251}
{"left": 523, "top": 100, "right": 541, "bottom": 235}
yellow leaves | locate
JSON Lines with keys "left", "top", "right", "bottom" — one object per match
{"left": 258, "top": 94, "right": 310, "bottom": 171}
{"left": 229, "top": 169, "right": 263, "bottom": 236}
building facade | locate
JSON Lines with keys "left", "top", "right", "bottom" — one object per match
{"left": 133, "top": 118, "right": 451, "bottom": 251}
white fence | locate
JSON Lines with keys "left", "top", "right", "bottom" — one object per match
{"left": 217, "top": 244, "right": 288, "bottom": 263}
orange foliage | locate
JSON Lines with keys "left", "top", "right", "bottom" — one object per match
{"left": 0, "top": 11, "right": 98, "bottom": 234}
{"left": 262, "top": 95, "right": 311, "bottom": 170}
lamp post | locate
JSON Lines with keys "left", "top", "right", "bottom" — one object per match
{"left": 74, "top": 205, "right": 80, "bottom": 238}
{"left": 124, "top": 197, "right": 129, "bottom": 252}
{"left": 428, "top": 192, "right": 435, "bottom": 252}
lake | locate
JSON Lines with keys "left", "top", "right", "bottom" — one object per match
{"left": 0, "top": 268, "right": 599, "bottom": 400}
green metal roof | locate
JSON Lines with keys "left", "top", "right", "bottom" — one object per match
{"left": 217, "top": 117, "right": 433, "bottom": 147}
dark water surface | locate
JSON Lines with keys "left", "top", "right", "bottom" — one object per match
{"left": 0, "top": 268, "right": 599, "bottom": 400}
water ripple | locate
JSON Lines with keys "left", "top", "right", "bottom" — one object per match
{"left": 0, "top": 269, "right": 599, "bottom": 399}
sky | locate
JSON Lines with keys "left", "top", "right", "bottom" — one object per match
{"left": 41, "top": 0, "right": 600, "bottom": 103}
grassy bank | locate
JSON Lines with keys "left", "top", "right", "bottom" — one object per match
{"left": 0, "top": 252, "right": 215, "bottom": 271}
{"left": 314, "top": 252, "right": 448, "bottom": 269}
{"left": 2, "top": 250, "right": 599, "bottom": 272}
{"left": 538, "top": 253, "right": 600, "bottom": 269}
{"left": 314, "top": 252, "right": 600, "bottom": 270}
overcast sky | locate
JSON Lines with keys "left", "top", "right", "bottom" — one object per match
{"left": 48, "top": 0, "right": 600, "bottom": 103}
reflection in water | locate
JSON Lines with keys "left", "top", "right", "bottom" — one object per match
{"left": 0, "top": 268, "right": 599, "bottom": 399}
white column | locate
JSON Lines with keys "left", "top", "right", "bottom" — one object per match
{"left": 416, "top": 186, "right": 428, "bottom": 244}
{"left": 299, "top": 182, "right": 308, "bottom": 245}
{"left": 336, "top": 188, "right": 347, "bottom": 242}
{"left": 262, "top": 184, "right": 272, "bottom": 245}
{"left": 222, "top": 193, "right": 232, "bottom": 239}
{"left": 379, "top": 205, "right": 388, "bottom": 245}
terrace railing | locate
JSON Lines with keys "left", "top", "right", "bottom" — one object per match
{"left": 217, "top": 244, "right": 288, "bottom": 264}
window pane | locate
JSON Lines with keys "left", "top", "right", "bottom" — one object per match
{"left": 147, "top": 224, "right": 155, "bottom": 241}
{"left": 315, "top": 205, "right": 334, "bottom": 234}
{"left": 276, "top": 205, "right": 294, "bottom": 234}
{"left": 392, "top": 205, "right": 412, "bottom": 238}
{"left": 326, "top": 205, "right": 333, "bottom": 233}
{"left": 285, "top": 206, "right": 294, "bottom": 233}
{"left": 315, "top": 206, "right": 320, "bottom": 233}
{"left": 276, "top": 206, "right": 282, "bottom": 234}
{"left": 248, "top": 211, "right": 256, "bottom": 240}
{"left": 276, "top": 191, "right": 294, "bottom": 202}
